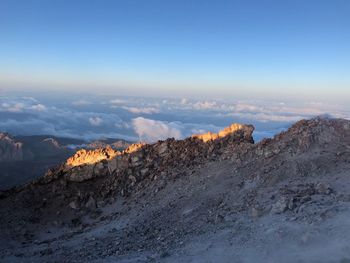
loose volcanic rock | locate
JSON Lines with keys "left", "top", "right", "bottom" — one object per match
{"left": 2, "top": 117, "right": 350, "bottom": 263}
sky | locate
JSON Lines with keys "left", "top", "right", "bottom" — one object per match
{"left": 0, "top": 1, "right": 349, "bottom": 142}
{"left": 0, "top": 0, "right": 349, "bottom": 101}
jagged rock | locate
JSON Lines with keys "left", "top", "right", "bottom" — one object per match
{"left": 66, "top": 146, "right": 118, "bottom": 167}
{"left": 157, "top": 142, "right": 168, "bottom": 156}
{"left": 93, "top": 161, "right": 108, "bottom": 176}
{"left": 131, "top": 156, "right": 142, "bottom": 167}
{"left": 0, "top": 133, "right": 24, "bottom": 161}
{"left": 41, "top": 122, "right": 254, "bottom": 188}
{"left": 129, "top": 175, "right": 137, "bottom": 186}
{"left": 66, "top": 165, "right": 95, "bottom": 182}
{"left": 107, "top": 159, "right": 118, "bottom": 174}
{"left": 192, "top": 123, "right": 253, "bottom": 142}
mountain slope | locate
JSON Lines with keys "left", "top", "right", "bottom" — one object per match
{"left": 0, "top": 118, "right": 350, "bottom": 263}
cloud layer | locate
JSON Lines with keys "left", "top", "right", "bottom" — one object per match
{"left": 0, "top": 93, "right": 349, "bottom": 142}
{"left": 132, "top": 117, "right": 182, "bottom": 142}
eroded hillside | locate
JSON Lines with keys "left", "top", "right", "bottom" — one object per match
{"left": 1, "top": 118, "right": 350, "bottom": 263}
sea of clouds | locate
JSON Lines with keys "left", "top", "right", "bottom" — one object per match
{"left": 0, "top": 92, "right": 349, "bottom": 143}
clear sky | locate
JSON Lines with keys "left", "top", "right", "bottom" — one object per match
{"left": 0, "top": 0, "right": 349, "bottom": 100}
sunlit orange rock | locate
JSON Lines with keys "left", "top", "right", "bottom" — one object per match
{"left": 66, "top": 146, "right": 118, "bottom": 167}
{"left": 123, "top": 142, "right": 146, "bottom": 154}
{"left": 191, "top": 123, "right": 245, "bottom": 142}
{"left": 65, "top": 143, "right": 146, "bottom": 168}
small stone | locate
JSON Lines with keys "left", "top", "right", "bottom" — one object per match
{"left": 251, "top": 206, "right": 262, "bottom": 218}
{"left": 140, "top": 168, "right": 149, "bottom": 176}
{"left": 131, "top": 156, "right": 142, "bottom": 167}
{"left": 271, "top": 196, "right": 288, "bottom": 214}
{"left": 157, "top": 143, "right": 168, "bottom": 156}
{"left": 315, "top": 182, "right": 331, "bottom": 195}
{"left": 97, "top": 200, "right": 105, "bottom": 208}
{"left": 69, "top": 200, "right": 79, "bottom": 210}
{"left": 129, "top": 175, "right": 137, "bottom": 184}
{"left": 85, "top": 196, "right": 96, "bottom": 210}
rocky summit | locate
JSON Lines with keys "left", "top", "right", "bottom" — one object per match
{"left": 1, "top": 118, "right": 350, "bottom": 263}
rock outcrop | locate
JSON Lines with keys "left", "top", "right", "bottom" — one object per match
{"left": 0, "top": 133, "right": 23, "bottom": 161}
{"left": 39, "top": 123, "right": 254, "bottom": 186}
{"left": 66, "top": 143, "right": 146, "bottom": 168}
{"left": 192, "top": 123, "right": 249, "bottom": 142}
{"left": 66, "top": 146, "right": 118, "bottom": 167}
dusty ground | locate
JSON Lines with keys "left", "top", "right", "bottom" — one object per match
{"left": 1, "top": 118, "right": 350, "bottom": 263}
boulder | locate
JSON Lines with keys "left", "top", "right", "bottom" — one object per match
{"left": 271, "top": 197, "right": 289, "bottom": 214}
{"left": 85, "top": 196, "right": 96, "bottom": 210}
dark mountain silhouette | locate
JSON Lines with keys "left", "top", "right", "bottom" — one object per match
{"left": 0, "top": 134, "right": 131, "bottom": 190}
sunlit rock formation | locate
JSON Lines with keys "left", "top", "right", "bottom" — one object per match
{"left": 66, "top": 146, "right": 118, "bottom": 167}
{"left": 191, "top": 123, "right": 248, "bottom": 142}
{"left": 39, "top": 122, "right": 254, "bottom": 184}
{"left": 65, "top": 143, "right": 146, "bottom": 167}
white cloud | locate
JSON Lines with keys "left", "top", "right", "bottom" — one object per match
{"left": 193, "top": 101, "right": 218, "bottom": 110}
{"left": 122, "top": 106, "right": 160, "bottom": 114}
{"left": 110, "top": 99, "right": 126, "bottom": 105}
{"left": 0, "top": 97, "right": 46, "bottom": 113}
{"left": 132, "top": 117, "right": 182, "bottom": 142}
{"left": 72, "top": 100, "right": 91, "bottom": 106}
{"left": 1, "top": 95, "right": 349, "bottom": 144}
{"left": 2, "top": 102, "right": 25, "bottom": 112}
{"left": 114, "top": 121, "right": 130, "bottom": 129}
{"left": 234, "top": 103, "right": 261, "bottom": 113}
{"left": 89, "top": 117, "right": 103, "bottom": 126}
{"left": 181, "top": 98, "right": 188, "bottom": 104}
{"left": 30, "top": 104, "right": 46, "bottom": 111}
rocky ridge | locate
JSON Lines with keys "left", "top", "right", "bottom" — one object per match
{"left": 37, "top": 123, "right": 254, "bottom": 193}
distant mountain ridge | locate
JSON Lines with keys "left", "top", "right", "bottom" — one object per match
{"left": 0, "top": 133, "right": 23, "bottom": 161}
{"left": 0, "top": 134, "right": 132, "bottom": 189}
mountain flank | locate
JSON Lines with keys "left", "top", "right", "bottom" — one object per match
{"left": 0, "top": 118, "right": 350, "bottom": 263}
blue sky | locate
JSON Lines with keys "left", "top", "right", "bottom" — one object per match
{"left": 0, "top": 0, "right": 349, "bottom": 100}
